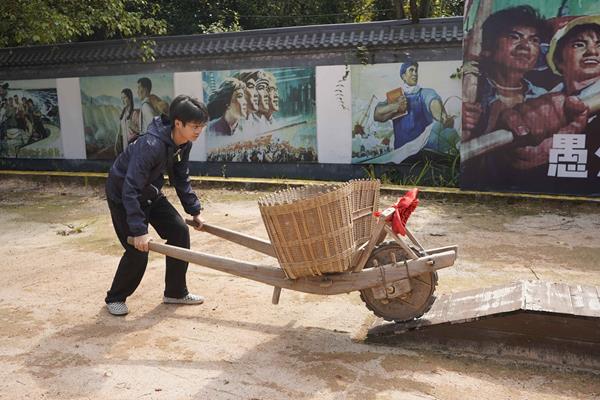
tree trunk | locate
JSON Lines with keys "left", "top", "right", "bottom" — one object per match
{"left": 393, "top": 0, "right": 406, "bottom": 19}
{"left": 419, "top": 0, "right": 431, "bottom": 18}
{"left": 409, "top": 0, "right": 419, "bottom": 23}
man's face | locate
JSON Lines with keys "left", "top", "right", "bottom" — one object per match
{"left": 268, "top": 84, "right": 279, "bottom": 112}
{"left": 401, "top": 65, "right": 418, "bottom": 86}
{"left": 492, "top": 26, "right": 541, "bottom": 72}
{"left": 177, "top": 120, "right": 206, "bottom": 143}
{"left": 0, "top": 86, "right": 6, "bottom": 98}
{"left": 244, "top": 78, "right": 259, "bottom": 112}
{"left": 558, "top": 29, "right": 600, "bottom": 84}
{"left": 137, "top": 83, "right": 147, "bottom": 100}
{"left": 256, "top": 80, "right": 270, "bottom": 112}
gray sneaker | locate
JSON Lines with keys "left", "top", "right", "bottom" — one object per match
{"left": 107, "top": 302, "right": 128, "bottom": 316}
{"left": 163, "top": 293, "right": 204, "bottom": 305}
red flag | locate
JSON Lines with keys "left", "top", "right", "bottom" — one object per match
{"left": 375, "top": 188, "right": 419, "bottom": 236}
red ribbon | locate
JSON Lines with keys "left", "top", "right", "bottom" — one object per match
{"left": 374, "top": 188, "right": 419, "bottom": 236}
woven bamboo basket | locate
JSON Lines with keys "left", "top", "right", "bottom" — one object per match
{"left": 350, "top": 179, "right": 380, "bottom": 247}
{"left": 258, "top": 183, "right": 355, "bottom": 279}
{"left": 258, "top": 180, "right": 380, "bottom": 279}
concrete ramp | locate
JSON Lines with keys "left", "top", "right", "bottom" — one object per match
{"left": 367, "top": 281, "right": 600, "bottom": 371}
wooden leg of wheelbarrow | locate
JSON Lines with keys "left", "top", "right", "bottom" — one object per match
{"left": 404, "top": 227, "right": 426, "bottom": 255}
{"left": 385, "top": 226, "right": 419, "bottom": 259}
{"left": 272, "top": 287, "right": 282, "bottom": 305}
{"left": 352, "top": 216, "right": 388, "bottom": 272}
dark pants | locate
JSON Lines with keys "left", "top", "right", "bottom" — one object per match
{"left": 105, "top": 196, "right": 190, "bottom": 303}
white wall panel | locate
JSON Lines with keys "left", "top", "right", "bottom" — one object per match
{"left": 57, "top": 78, "right": 86, "bottom": 159}
{"left": 174, "top": 72, "right": 206, "bottom": 162}
{"left": 316, "top": 66, "right": 352, "bottom": 164}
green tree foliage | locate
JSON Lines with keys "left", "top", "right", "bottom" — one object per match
{"left": 149, "top": 0, "right": 380, "bottom": 36}
{"left": 0, "top": 0, "right": 464, "bottom": 48}
{"left": 0, "top": 0, "right": 167, "bottom": 47}
{"left": 152, "top": 0, "right": 463, "bottom": 36}
{"left": 373, "top": 0, "right": 463, "bottom": 21}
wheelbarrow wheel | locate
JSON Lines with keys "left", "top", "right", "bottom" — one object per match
{"left": 359, "top": 241, "right": 438, "bottom": 323}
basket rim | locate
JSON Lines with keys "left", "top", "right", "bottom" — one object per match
{"left": 258, "top": 182, "right": 353, "bottom": 209}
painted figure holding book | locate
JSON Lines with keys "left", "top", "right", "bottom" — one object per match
{"left": 373, "top": 61, "right": 452, "bottom": 154}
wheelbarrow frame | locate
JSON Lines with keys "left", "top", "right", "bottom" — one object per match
{"left": 128, "top": 205, "right": 457, "bottom": 304}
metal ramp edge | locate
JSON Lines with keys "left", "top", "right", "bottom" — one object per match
{"left": 366, "top": 280, "right": 600, "bottom": 371}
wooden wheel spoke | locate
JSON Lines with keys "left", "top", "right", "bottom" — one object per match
{"left": 410, "top": 277, "right": 433, "bottom": 292}
{"left": 394, "top": 297, "right": 419, "bottom": 309}
{"left": 412, "top": 275, "right": 432, "bottom": 286}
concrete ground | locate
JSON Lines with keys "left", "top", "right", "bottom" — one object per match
{"left": 0, "top": 176, "right": 599, "bottom": 400}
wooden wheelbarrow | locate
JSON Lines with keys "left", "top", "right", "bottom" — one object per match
{"left": 128, "top": 193, "right": 457, "bottom": 322}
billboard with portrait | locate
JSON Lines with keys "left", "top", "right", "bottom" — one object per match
{"left": 80, "top": 73, "right": 173, "bottom": 159}
{"left": 350, "top": 61, "right": 461, "bottom": 181}
{"left": 461, "top": 0, "right": 600, "bottom": 195}
{"left": 0, "top": 79, "right": 62, "bottom": 158}
{"left": 203, "top": 67, "right": 317, "bottom": 163}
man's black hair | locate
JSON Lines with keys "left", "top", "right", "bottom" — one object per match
{"left": 169, "top": 95, "right": 209, "bottom": 128}
{"left": 481, "top": 6, "right": 550, "bottom": 53}
{"left": 554, "top": 23, "right": 600, "bottom": 72}
{"left": 137, "top": 77, "right": 152, "bottom": 93}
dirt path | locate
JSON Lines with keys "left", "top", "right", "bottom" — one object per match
{"left": 0, "top": 178, "right": 599, "bottom": 400}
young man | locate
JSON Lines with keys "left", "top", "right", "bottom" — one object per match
{"left": 104, "top": 95, "right": 209, "bottom": 316}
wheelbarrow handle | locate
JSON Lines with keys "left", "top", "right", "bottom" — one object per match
{"left": 185, "top": 218, "right": 203, "bottom": 230}
{"left": 185, "top": 219, "right": 276, "bottom": 257}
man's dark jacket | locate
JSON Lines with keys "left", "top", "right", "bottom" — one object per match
{"left": 106, "top": 116, "right": 201, "bottom": 236}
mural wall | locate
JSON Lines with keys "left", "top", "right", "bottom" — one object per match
{"left": 0, "top": 79, "right": 63, "bottom": 158}
{"left": 3, "top": 10, "right": 600, "bottom": 198}
{"left": 202, "top": 67, "right": 317, "bottom": 162}
{"left": 80, "top": 73, "right": 173, "bottom": 159}
{"left": 351, "top": 61, "right": 462, "bottom": 166}
{"left": 461, "top": 0, "right": 600, "bottom": 195}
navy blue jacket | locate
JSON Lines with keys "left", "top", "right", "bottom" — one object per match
{"left": 106, "top": 116, "right": 201, "bottom": 236}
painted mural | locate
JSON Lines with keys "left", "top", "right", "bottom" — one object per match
{"left": 0, "top": 79, "right": 62, "bottom": 158}
{"left": 80, "top": 73, "right": 173, "bottom": 159}
{"left": 203, "top": 67, "right": 317, "bottom": 162}
{"left": 350, "top": 61, "right": 462, "bottom": 170}
{"left": 461, "top": 0, "right": 600, "bottom": 195}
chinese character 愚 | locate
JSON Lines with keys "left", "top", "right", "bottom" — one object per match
{"left": 547, "top": 134, "right": 588, "bottom": 178}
